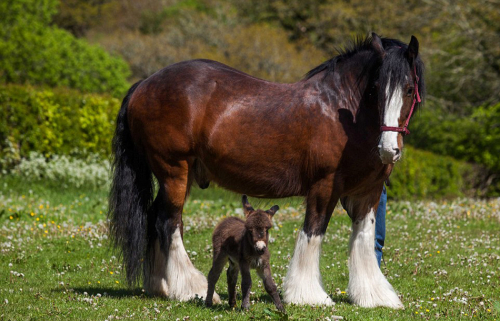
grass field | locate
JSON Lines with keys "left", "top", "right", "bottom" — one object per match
{"left": 1, "top": 176, "right": 499, "bottom": 320}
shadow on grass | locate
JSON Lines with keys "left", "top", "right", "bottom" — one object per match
{"left": 55, "top": 287, "right": 145, "bottom": 298}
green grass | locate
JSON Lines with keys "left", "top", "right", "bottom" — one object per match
{"left": 1, "top": 176, "right": 499, "bottom": 320}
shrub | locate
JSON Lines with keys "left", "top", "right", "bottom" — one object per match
{"left": 407, "top": 102, "right": 500, "bottom": 196}
{"left": 389, "top": 146, "right": 475, "bottom": 200}
{"left": 0, "top": 0, "right": 130, "bottom": 97}
{"left": 0, "top": 84, "right": 120, "bottom": 165}
{"left": 11, "top": 152, "right": 110, "bottom": 189}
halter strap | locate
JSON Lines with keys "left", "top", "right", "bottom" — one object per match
{"left": 380, "top": 65, "right": 421, "bottom": 135}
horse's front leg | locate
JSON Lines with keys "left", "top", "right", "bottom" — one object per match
{"left": 342, "top": 192, "right": 403, "bottom": 308}
{"left": 283, "top": 177, "right": 337, "bottom": 305}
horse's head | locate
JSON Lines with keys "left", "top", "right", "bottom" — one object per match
{"left": 372, "top": 33, "right": 425, "bottom": 164}
{"left": 242, "top": 195, "right": 279, "bottom": 255}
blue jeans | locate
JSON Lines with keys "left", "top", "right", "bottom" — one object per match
{"left": 375, "top": 186, "right": 387, "bottom": 267}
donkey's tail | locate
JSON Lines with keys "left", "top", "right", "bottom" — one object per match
{"left": 108, "top": 80, "right": 153, "bottom": 286}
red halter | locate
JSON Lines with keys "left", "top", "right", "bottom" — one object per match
{"left": 380, "top": 65, "right": 421, "bottom": 135}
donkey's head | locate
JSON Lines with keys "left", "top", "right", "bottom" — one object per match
{"left": 242, "top": 195, "right": 279, "bottom": 255}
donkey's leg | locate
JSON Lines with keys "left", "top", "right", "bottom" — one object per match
{"left": 256, "top": 263, "right": 285, "bottom": 312}
{"left": 342, "top": 194, "right": 403, "bottom": 308}
{"left": 145, "top": 160, "right": 219, "bottom": 302}
{"left": 283, "top": 177, "right": 337, "bottom": 305}
{"left": 240, "top": 261, "right": 252, "bottom": 310}
{"left": 227, "top": 260, "right": 239, "bottom": 308}
{"left": 206, "top": 252, "right": 228, "bottom": 307}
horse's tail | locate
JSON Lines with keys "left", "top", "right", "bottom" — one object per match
{"left": 108, "top": 80, "right": 153, "bottom": 286}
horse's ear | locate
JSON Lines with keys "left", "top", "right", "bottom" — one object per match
{"left": 266, "top": 205, "right": 279, "bottom": 218}
{"left": 242, "top": 195, "right": 254, "bottom": 217}
{"left": 407, "top": 35, "right": 419, "bottom": 62}
{"left": 371, "top": 32, "right": 385, "bottom": 59}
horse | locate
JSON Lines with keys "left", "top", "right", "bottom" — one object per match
{"left": 108, "top": 33, "right": 425, "bottom": 308}
{"left": 205, "top": 195, "right": 284, "bottom": 312}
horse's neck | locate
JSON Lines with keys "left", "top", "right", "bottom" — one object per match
{"left": 313, "top": 66, "right": 380, "bottom": 135}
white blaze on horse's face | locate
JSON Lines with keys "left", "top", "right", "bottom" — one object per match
{"left": 378, "top": 81, "right": 403, "bottom": 164}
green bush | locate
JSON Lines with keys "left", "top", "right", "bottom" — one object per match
{"left": 389, "top": 146, "right": 474, "bottom": 200}
{"left": 0, "top": 84, "right": 120, "bottom": 164}
{"left": 0, "top": 0, "right": 130, "bottom": 97}
{"left": 407, "top": 102, "right": 500, "bottom": 195}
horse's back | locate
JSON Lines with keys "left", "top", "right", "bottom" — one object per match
{"left": 127, "top": 59, "right": 279, "bottom": 154}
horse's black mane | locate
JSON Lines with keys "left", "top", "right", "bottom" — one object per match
{"left": 305, "top": 34, "right": 425, "bottom": 104}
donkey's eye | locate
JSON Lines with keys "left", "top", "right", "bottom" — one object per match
{"left": 406, "top": 87, "right": 414, "bottom": 97}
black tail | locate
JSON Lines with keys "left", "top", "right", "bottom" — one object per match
{"left": 108, "top": 80, "right": 153, "bottom": 286}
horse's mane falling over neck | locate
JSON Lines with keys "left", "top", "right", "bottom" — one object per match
{"left": 304, "top": 35, "right": 426, "bottom": 116}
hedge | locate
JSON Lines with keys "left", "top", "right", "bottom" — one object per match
{"left": 389, "top": 146, "right": 475, "bottom": 200}
{"left": 0, "top": 84, "right": 120, "bottom": 164}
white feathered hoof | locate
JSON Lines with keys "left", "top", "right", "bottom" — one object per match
{"left": 166, "top": 227, "right": 221, "bottom": 303}
{"left": 283, "top": 231, "right": 333, "bottom": 306}
{"left": 347, "top": 275, "right": 403, "bottom": 309}
{"left": 347, "top": 212, "right": 404, "bottom": 309}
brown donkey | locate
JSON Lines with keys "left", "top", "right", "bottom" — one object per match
{"left": 205, "top": 195, "right": 285, "bottom": 312}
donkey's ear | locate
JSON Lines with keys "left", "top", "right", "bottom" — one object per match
{"left": 267, "top": 205, "right": 279, "bottom": 218}
{"left": 407, "top": 35, "right": 419, "bottom": 62}
{"left": 371, "top": 32, "right": 385, "bottom": 59}
{"left": 242, "top": 195, "right": 254, "bottom": 217}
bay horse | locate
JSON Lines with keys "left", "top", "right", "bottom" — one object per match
{"left": 109, "top": 33, "right": 425, "bottom": 308}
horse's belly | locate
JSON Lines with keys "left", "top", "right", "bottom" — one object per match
{"left": 201, "top": 153, "right": 306, "bottom": 198}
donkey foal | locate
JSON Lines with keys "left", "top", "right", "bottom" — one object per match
{"left": 205, "top": 195, "right": 285, "bottom": 312}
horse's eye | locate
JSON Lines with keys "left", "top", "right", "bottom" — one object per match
{"left": 406, "top": 87, "right": 414, "bottom": 97}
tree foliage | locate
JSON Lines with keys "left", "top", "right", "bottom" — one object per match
{"left": 0, "top": 0, "right": 130, "bottom": 96}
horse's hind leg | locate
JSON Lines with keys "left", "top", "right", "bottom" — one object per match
{"left": 342, "top": 193, "right": 403, "bottom": 308}
{"left": 144, "top": 160, "right": 219, "bottom": 302}
{"left": 283, "top": 177, "right": 336, "bottom": 305}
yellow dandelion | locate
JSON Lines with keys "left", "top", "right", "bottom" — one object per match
{"left": 39, "top": 205, "right": 43, "bottom": 209}
{"left": 115, "top": 281, "right": 119, "bottom": 284}
{"left": 429, "top": 254, "right": 432, "bottom": 257}
{"left": 51, "top": 220, "right": 55, "bottom": 224}
{"left": 431, "top": 298, "right": 434, "bottom": 301}
{"left": 44, "top": 230, "right": 48, "bottom": 234}
{"left": 43, "top": 223, "right": 46, "bottom": 227}
{"left": 57, "top": 225, "right": 60, "bottom": 229}
{"left": 88, "top": 281, "right": 91, "bottom": 285}
{"left": 426, "top": 309, "right": 430, "bottom": 312}
{"left": 437, "top": 251, "right": 440, "bottom": 254}
{"left": 110, "top": 271, "right": 114, "bottom": 275}
{"left": 36, "top": 218, "right": 39, "bottom": 221}
{"left": 30, "top": 212, "right": 35, "bottom": 217}
{"left": 98, "top": 281, "right": 100, "bottom": 284}
{"left": 9, "top": 216, "right": 13, "bottom": 220}
{"left": 415, "top": 312, "right": 418, "bottom": 315}
{"left": 30, "top": 228, "right": 33, "bottom": 231}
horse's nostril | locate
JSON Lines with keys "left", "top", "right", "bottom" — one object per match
{"left": 393, "top": 148, "right": 400, "bottom": 155}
